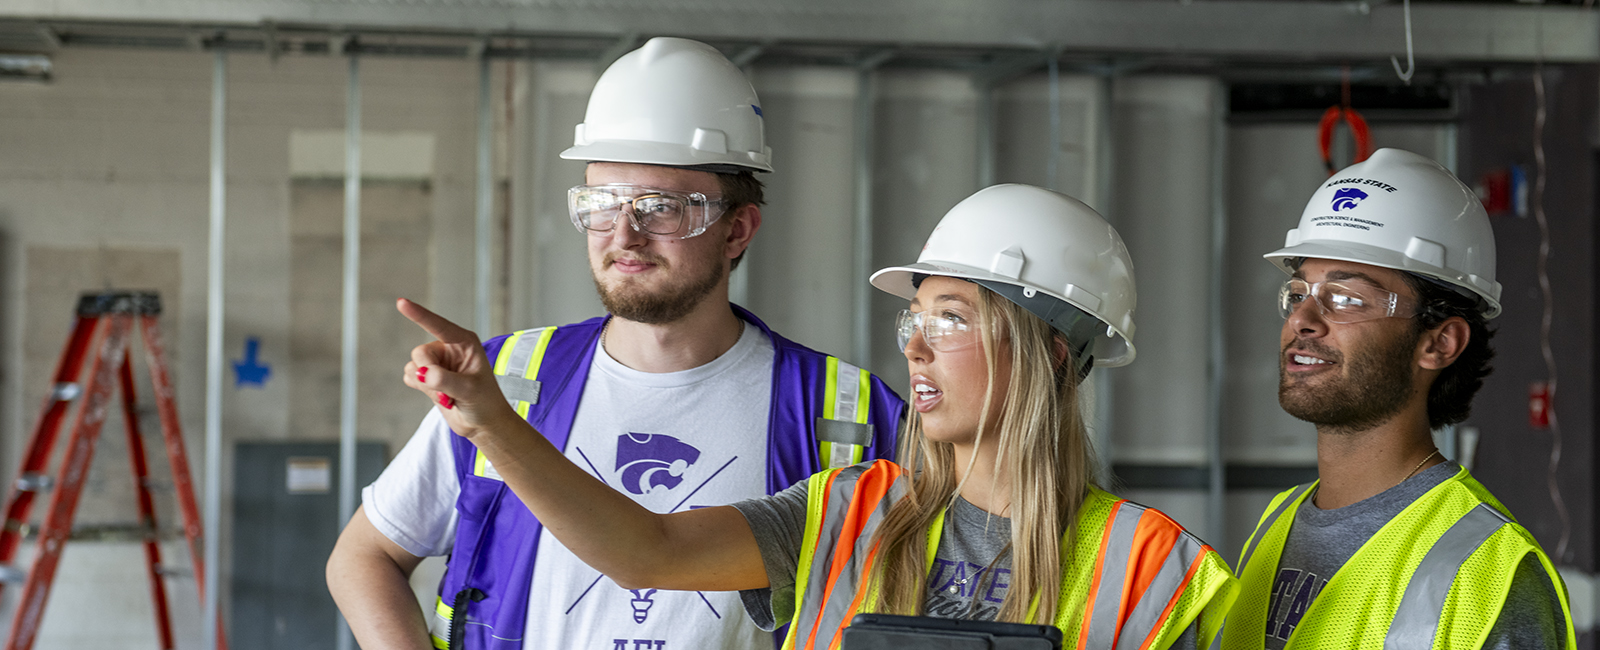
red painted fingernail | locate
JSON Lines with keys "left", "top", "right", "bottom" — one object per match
{"left": 418, "top": 367, "right": 428, "bottom": 383}
{"left": 437, "top": 393, "right": 454, "bottom": 410}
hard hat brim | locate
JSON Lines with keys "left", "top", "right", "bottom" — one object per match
{"left": 870, "top": 261, "right": 1134, "bottom": 367}
{"left": 560, "top": 141, "right": 773, "bottom": 173}
{"left": 1264, "top": 240, "right": 1503, "bottom": 319}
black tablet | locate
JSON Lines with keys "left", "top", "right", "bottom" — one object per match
{"left": 840, "top": 613, "right": 1063, "bottom": 650}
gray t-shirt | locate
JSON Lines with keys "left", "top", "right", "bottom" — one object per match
{"left": 1263, "top": 461, "right": 1564, "bottom": 649}
{"left": 731, "top": 481, "right": 1197, "bottom": 649}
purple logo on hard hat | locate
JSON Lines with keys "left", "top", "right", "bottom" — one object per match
{"left": 1331, "top": 188, "right": 1369, "bottom": 212}
{"left": 615, "top": 433, "right": 701, "bottom": 495}
{"left": 752, "top": 104, "right": 763, "bottom": 117}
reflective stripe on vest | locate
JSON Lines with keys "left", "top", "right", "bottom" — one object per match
{"left": 785, "top": 461, "right": 1236, "bottom": 650}
{"left": 787, "top": 462, "right": 909, "bottom": 650}
{"left": 1382, "top": 503, "right": 1509, "bottom": 650}
{"left": 429, "top": 598, "right": 452, "bottom": 649}
{"left": 1081, "top": 501, "right": 1220, "bottom": 650}
{"left": 1221, "top": 469, "right": 1576, "bottom": 650}
{"left": 818, "top": 357, "right": 872, "bottom": 469}
{"left": 473, "top": 326, "right": 558, "bottom": 481}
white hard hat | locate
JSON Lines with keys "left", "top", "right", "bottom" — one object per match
{"left": 560, "top": 37, "right": 773, "bottom": 173}
{"left": 1265, "top": 148, "right": 1501, "bottom": 318}
{"left": 870, "top": 184, "right": 1137, "bottom": 369}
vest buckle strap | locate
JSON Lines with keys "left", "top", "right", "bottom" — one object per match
{"left": 448, "top": 587, "right": 488, "bottom": 650}
{"left": 816, "top": 419, "right": 873, "bottom": 447}
{"left": 495, "top": 374, "right": 542, "bottom": 406}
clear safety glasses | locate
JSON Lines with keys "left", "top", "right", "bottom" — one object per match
{"left": 896, "top": 309, "right": 978, "bottom": 353}
{"left": 1278, "top": 278, "right": 1426, "bottom": 324}
{"left": 567, "top": 184, "right": 728, "bottom": 240}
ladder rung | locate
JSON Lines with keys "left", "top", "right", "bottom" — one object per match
{"left": 0, "top": 565, "right": 25, "bottom": 583}
{"left": 140, "top": 479, "right": 172, "bottom": 491}
{"left": 153, "top": 564, "right": 191, "bottom": 578}
{"left": 50, "top": 382, "right": 81, "bottom": 402}
{"left": 14, "top": 473, "right": 53, "bottom": 492}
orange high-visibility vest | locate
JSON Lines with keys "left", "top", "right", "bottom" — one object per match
{"left": 782, "top": 460, "right": 1238, "bottom": 650}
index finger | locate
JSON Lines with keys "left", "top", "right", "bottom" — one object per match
{"left": 397, "top": 298, "right": 478, "bottom": 344}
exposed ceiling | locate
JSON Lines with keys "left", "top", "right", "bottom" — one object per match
{"left": 0, "top": 1, "right": 1593, "bottom": 83}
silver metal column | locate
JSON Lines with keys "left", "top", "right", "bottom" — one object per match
{"left": 475, "top": 53, "right": 494, "bottom": 336}
{"left": 335, "top": 51, "right": 362, "bottom": 650}
{"left": 852, "top": 54, "right": 890, "bottom": 366}
{"left": 975, "top": 83, "right": 996, "bottom": 188}
{"left": 1046, "top": 54, "right": 1061, "bottom": 187}
{"left": 1205, "top": 81, "right": 1228, "bottom": 547}
{"left": 203, "top": 47, "right": 226, "bottom": 650}
{"left": 1090, "top": 71, "right": 1116, "bottom": 482}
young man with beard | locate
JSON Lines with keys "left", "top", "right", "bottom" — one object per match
{"left": 327, "top": 37, "right": 904, "bottom": 650}
{"left": 1218, "top": 149, "right": 1574, "bottom": 650}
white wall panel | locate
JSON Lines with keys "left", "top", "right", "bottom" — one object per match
{"left": 1108, "top": 77, "right": 1221, "bottom": 466}
{"left": 744, "top": 66, "right": 859, "bottom": 359}
{"left": 867, "top": 70, "right": 981, "bottom": 391}
{"left": 516, "top": 60, "right": 598, "bottom": 330}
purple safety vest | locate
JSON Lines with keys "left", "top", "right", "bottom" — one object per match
{"left": 434, "top": 305, "right": 904, "bottom": 649}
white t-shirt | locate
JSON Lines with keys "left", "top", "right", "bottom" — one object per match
{"left": 364, "top": 322, "right": 776, "bottom": 650}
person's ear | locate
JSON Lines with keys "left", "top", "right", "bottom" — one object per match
{"left": 1417, "top": 316, "right": 1469, "bottom": 370}
{"left": 1051, "top": 335, "right": 1071, "bottom": 371}
{"left": 723, "top": 204, "right": 761, "bottom": 261}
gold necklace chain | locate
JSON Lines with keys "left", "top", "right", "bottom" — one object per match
{"left": 1398, "top": 448, "right": 1441, "bottom": 487}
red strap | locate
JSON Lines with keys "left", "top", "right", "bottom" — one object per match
{"left": 1317, "top": 106, "right": 1373, "bottom": 176}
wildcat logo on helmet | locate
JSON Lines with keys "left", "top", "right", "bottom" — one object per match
{"left": 615, "top": 433, "right": 701, "bottom": 495}
{"left": 1331, "top": 187, "right": 1369, "bottom": 212}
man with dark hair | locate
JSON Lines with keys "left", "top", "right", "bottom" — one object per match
{"left": 1219, "top": 148, "right": 1574, "bottom": 650}
{"left": 327, "top": 37, "right": 904, "bottom": 650}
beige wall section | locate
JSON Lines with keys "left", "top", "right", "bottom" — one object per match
{"left": 287, "top": 178, "right": 434, "bottom": 445}
{"left": 0, "top": 47, "right": 485, "bottom": 645}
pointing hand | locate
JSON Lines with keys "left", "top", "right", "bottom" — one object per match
{"left": 396, "top": 298, "right": 518, "bottom": 439}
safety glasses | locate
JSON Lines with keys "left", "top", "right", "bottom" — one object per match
{"left": 568, "top": 184, "right": 728, "bottom": 240}
{"left": 1278, "top": 278, "right": 1426, "bottom": 324}
{"left": 896, "top": 308, "right": 979, "bottom": 353}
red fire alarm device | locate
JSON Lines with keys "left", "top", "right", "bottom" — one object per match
{"left": 1529, "top": 381, "right": 1552, "bottom": 430}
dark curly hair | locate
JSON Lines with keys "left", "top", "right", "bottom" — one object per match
{"left": 1401, "top": 273, "right": 1496, "bottom": 430}
{"left": 716, "top": 171, "right": 765, "bottom": 271}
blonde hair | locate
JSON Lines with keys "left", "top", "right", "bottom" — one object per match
{"left": 867, "top": 285, "right": 1098, "bottom": 623}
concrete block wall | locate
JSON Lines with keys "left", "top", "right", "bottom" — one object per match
{"left": 0, "top": 47, "right": 485, "bottom": 648}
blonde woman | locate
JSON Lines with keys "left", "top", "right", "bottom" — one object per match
{"left": 398, "top": 184, "right": 1236, "bottom": 650}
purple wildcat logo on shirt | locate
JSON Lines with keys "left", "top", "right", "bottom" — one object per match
{"left": 615, "top": 433, "right": 701, "bottom": 495}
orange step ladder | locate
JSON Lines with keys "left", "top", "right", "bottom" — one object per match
{"left": 0, "top": 292, "right": 225, "bottom": 650}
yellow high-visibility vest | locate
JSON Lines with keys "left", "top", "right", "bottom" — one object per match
{"left": 783, "top": 460, "right": 1238, "bottom": 650}
{"left": 1219, "top": 467, "right": 1576, "bottom": 650}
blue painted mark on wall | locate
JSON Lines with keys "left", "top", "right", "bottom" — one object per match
{"left": 233, "top": 337, "right": 271, "bottom": 388}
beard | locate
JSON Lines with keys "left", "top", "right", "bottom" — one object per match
{"left": 1278, "top": 326, "right": 1418, "bottom": 434}
{"left": 592, "top": 250, "right": 725, "bottom": 325}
